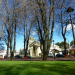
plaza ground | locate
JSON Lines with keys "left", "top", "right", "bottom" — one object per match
{"left": 0, "top": 57, "right": 75, "bottom": 61}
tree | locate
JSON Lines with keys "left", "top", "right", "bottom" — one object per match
{"left": 19, "top": 49, "right": 23, "bottom": 55}
{"left": 70, "top": 40, "right": 74, "bottom": 46}
{"left": 0, "top": 0, "right": 21, "bottom": 60}
{"left": 1, "top": 29, "right": 10, "bottom": 59}
{"left": 19, "top": 0, "right": 34, "bottom": 57}
{"left": 66, "top": 7, "right": 75, "bottom": 45}
{"left": 31, "top": 0, "right": 55, "bottom": 60}
{"left": 55, "top": 42, "right": 61, "bottom": 48}
{"left": 55, "top": 0, "right": 72, "bottom": 55}
{"left": 55, "top": 41, "right": 69, "bottom": 49}
{"left": 0, "top": 42, "right": 5, "bottom": 50}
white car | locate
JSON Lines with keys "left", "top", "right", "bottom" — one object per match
{"left": 48, "top": 53, "right": 54, "bottom": 57}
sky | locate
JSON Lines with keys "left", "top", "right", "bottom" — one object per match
{"left": 1, "top": 0, "right": 75, "bottom": 52}
{"left": 3, "top": 23, "right": 74, "bottom": 52}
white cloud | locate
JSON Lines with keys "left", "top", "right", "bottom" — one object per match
{"left": 31, "top": 31, "right": 37, "bottom": 35}
{"left": 66, "top": 24, "right": 75, "bottom": 31}
{"left": 53, "top": 25, "right": 60, "bottom": 31}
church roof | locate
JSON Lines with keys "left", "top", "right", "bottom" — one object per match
{"left": 29, "top": 41, "right": 40, "bottom": 47}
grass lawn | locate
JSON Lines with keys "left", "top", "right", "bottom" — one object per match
{"left": 0, "top": 61, "right": 75, "bottom": 75}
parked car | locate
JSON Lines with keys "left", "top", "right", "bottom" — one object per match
{"left": 48, "top": 53, "right": 54, "bottom": 57}
{"left": 15, "top": 55, "right": 22, "bottom": 58}
{"left": 56, "top": 54, "right": 64, "bottom": 57}
{"left": 23, "top": 55, "right": 31, "bottom": 58}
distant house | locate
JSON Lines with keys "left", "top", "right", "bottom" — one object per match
{"left": 20, "top": 37, "right": 62, "bottom": 57}
{"left": 49, "top": 45, "right": 62, "bottom": 55}
{"left": 70, "top": 45, "right": 75, "bottom": 54}
{"left": 0, "top": 50, "right": 19, "bottom": 59}
{"left": 14, "top": 52, "right": 20, "bottom": 56}
{"left": 0, "top": 50, "right": 7, "bottom": 58}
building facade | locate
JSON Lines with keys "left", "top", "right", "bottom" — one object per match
{"left": 20, "top": 37, "right": 62, "bottom": 57}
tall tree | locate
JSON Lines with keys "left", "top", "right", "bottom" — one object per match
{"left": 0, "top": 0, "right": 21, "bottom": 60}
{"left": 70, "top": 40, "right": 74, "bottom": 46}
{"left": 55, "top": 41, "right": 69, "bottom": 49}
{"left": 31, "top": 0, "right": 55, "bottom": 60}
{"left": 66, "top": 7, "right": 75, "bottom": 45}
{"left": 56, "top": 0, "right": 72, "bottom": 55}
{"left": 19, "top": 0, "right": 34, "bottom": 57}
{"left": 0, "top": 42, "right": 5, "bottom": 50}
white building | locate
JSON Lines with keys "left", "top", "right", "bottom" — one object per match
{"left": 20, "top": 37, "right": 41, "bottom": 57}
{"left": 49, "top": 45, "right": 62, "bottom": 56}
{"left": 20, "top": 37, "right": 62, "bottom": 57}
{"left": 0, "top": 50, "right": 7, "bottom": 58}
{"left": 0, "top": 50, "right": 19, "bottom": 59}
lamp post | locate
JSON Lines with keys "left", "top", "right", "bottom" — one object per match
{"left": 66, "top": 38, "right": 69, "bottom": 55}
{"left": 66, "top": 38, "right": 69, "bottom": 49}
{"left": 66, "top": 7, "right": 75, "bottom": 56}
{"left": 53, "top": 40, "right": 55, "bottom": 59}
{"left": 66, "top": 7, "right": 75, "bottom": 45}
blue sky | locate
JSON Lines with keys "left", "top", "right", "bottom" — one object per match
{"left": 3, "top": 23, "right": 74, "bottom": 52}
{"left": 1, "top": 0, "right": 75, "bottom": 52}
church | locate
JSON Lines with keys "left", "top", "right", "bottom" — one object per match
{"left": 20, "top": 37, "right": 62, "bottom": 57}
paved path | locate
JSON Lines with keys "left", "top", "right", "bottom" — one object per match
{"left": 0, "top": 57, "right": 75, "bottom": 61}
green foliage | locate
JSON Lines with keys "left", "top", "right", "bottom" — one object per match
{"left": 39, "top": 53, "right": 41, "bottom": 56}
{"left": 70, "top": 40, "right": 74, "bottom": 46}
{"left": 19, "top": 49, "right": 23, "bottom": 55}
{"left": 55, "top": 41, "right": 69, "bottom": 49}
{"left": 0, "top": 61, "right": 75, "bottom": 75}
{"left": 55, "top": 42, "right": 61, "bottom": 48}
{"left": 14, "top": 50, "right": 16, "bottom": 53}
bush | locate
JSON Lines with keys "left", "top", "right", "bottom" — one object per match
{"left": 39, "top": 53, "right": 41, "bottom": 56}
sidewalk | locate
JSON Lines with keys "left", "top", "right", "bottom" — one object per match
{"left": 0, "top": 57, "right": 75, "bottom": 61}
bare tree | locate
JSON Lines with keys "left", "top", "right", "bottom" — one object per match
{"left": 55, "top": 0, "right": 73, "bottom": 55}
{"left": 0, "top": 0, "right": 21, "bottom": 60}
{"left": 19, "top": 0, "right": 34, "bottom": 57}
{"left": 30, "top": 0, "right": 55, "bottom": 60}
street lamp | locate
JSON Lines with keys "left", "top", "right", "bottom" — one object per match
{"left": 52, "top": 40, "right": 55, "bottom": 59}
{"left": 66, "top": 7, "right": 75, "bottom": 45}
{"left": 66, "top": 38, "right": 70, "bottom": 55}
{"left": 66, "top": 7, "right": 75, "bottom": 56}
{"left": 66, "top": 7, "right": 74, "bottom": 13}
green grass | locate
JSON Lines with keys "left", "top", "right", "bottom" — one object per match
{"left": 0, "top": 61, "right": 75, "bottom": 75}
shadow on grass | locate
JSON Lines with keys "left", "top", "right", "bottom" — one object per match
{"left": 0, "top": 62, "right": 75, "bottom": 75}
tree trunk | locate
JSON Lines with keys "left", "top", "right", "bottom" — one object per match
{"left": 25, "top": 39, "right": 29, "bottom": 56}
{"left": 64, "top": 38, "right": 67, "bottom": 55}
{"left": 43, "top": 40, "right": 48, "bottom": 61}
{"left": 13, "top": 23, "right": 16, "bottom": 55}
{"left": 10, "top": 26, "right": 13, "bottom": 61}
{"left": 40, "top": 43, "right": 43, "bottom": 58}
{"left": 41, "top": 50, "right": 43, "bottom": 59}
{"left": 70, "top": 13, "right": 75, "bottom": 45}
{"left": 11, "top": 51, "right": 14, "bottom": 61}
{"left": 24, "top": 23, "right": 26, "bottom": 56}
{"left": 24, "top": 39, "right": 25, "bottom": 56}
{"left": 43, "top": 50, "right": 48, "bottom": 61}
{"left": 6, "top": 30, "right": 10, "bottom": 59}
{"left": 7, "top": 42, "right": 9, "bottom": 59}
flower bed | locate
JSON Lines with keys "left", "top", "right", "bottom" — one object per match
{"left": 64, "top": 55, "right": 73, "bottom": 57}
{"left": 23, "top": 57, "right": 28, "bottom": 59}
